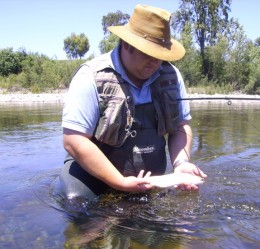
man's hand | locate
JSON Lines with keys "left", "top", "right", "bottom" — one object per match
{"left": 174, "top": 162, "right": 207, "bottom": 190}
{"left": 121, "top": 170, "right": 153, "bottom": 192}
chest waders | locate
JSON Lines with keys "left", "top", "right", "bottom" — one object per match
{"left": 59, "top": 58, "right": 180, "bottom": 198}
{"left": 59, "top": 102, "right": 167, "bottom": 198}
{"left": 93, "top": 102, "right": 167, "bottom": 177}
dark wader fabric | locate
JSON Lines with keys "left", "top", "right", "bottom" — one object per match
{"left": 97, "top": 103, "right": 167, "bottom": 176}
{"left": 58, "top": 103, "right": 167, "bottom": 199}
{"left": 59, "top": 160, "right": 110, "bottom": 198}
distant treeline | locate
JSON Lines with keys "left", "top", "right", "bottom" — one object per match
{"left": 0, "top": 48, "right": 84, "bottom": 93}
{"left": 0, "top": 44, "right": 259, "bottom": 94}
{"left": 1, "top": 0, "right": 260, "bottom": 95}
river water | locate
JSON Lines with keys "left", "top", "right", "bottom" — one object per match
{"left": 0, "top": 101, "right": 259, "bottom": 249}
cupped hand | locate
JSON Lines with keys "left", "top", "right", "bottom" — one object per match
{"left": 174, "top": 162, "right": 207, "bottom": 190}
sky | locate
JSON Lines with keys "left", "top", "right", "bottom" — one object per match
{"left": 1, "top": 0, "right": 259, "bottom": 60}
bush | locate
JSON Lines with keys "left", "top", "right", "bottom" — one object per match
{"left": 0, "top": 48, "right": 26, "bottom": 76}
{"left": 0, "top": 50, "right": 83, "bottom": 92}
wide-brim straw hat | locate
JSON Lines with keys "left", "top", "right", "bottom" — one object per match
{"left": 108, "top": 4, "right": 185, "bottom": 61}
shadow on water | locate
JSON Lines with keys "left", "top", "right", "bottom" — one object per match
{"left": 0, "top": 102, "right": 259, "bottom": 248}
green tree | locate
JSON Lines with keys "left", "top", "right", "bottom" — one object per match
{"left": 255, "top": 37, "right": 260, "bottom": 47}
{"left": 101, "top": 10, "right": 130, "bottom": 35}
{"left": 174, "top": 23, "right": 202, "bottom": 86}
{"left": 205, "top": 35, "right": 229, "bottom": 84}
{"left": 243, "top": 42, "right": 260, "bottom": 93}
{"left": 63, "top": 33, "right": 90, "bottom": 59}
{"left": 99, "top": 10, "right": 130, "bottom": 54}
{"left": 0, "top": 48, "right": 27, "bottom": 76}
{"left": 172, "top": 0, "right": 232, "bottom": 77}
{"left": 222, "top": 23, "right": 253, "bottom": 91}
{"left": 99, "top": 34, "right": 120, "bottom": 54}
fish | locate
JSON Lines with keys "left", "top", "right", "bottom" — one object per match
{"left": 149, "top": 173, "right": 205, "bottom": 188}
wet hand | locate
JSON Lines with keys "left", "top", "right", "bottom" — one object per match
{"left": 174, "top": 162, "right": 207, "bottom": 190}
{"left": 121, "top": 170, "right": 153, "bottom": 192}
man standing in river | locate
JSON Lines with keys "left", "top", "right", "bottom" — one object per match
{"left": 58, "top": 4, "right": 207, "bottom": 199}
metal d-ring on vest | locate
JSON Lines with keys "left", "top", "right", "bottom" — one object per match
{"left": 125, "top": 125, "right": 137, "bottom": 138}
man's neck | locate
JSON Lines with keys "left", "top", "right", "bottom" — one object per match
{"left": 125, "top": 71, "right": 146, "bottom": 88}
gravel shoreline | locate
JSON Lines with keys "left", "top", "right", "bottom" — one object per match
{"left": 0, "top": 92, "right": 67, "bottom": 103}
{"left": 0, "top": 91, "right": 259, "bottom": 105}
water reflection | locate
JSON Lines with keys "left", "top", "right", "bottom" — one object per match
{"left": 0, "top": 103, "right": 62, "bottom": 132}
{"left": 0, "top": 102, "right": 259, "bottom": 249}
{"left": 191, "top": 103, "right": 260, "bottom": 162}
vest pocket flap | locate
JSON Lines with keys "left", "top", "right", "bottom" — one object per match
{"left": 161, "top": 88, "right": 179, "bottom": 134}
{"left": 95, "top": 97, "right": 127, "bottom": 146}
{"left": 162, "top": 87, "right": 178, "bottom": 104}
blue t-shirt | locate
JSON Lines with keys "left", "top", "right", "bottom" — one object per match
{"left": 62, "top": 46, "right": 191, "bottom": 135}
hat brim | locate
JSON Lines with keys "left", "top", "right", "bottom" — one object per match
{"left": 108, "top": 25, "right": 185, "bottom": 61}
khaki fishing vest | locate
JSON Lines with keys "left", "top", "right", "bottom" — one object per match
{"left": 86, "top": 56, "right": 180, "bottom": 147}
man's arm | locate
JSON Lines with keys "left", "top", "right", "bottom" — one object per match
{"left": 168, "top": 121, "right": 192, "bottom": 163}
{"left": 63, "top": 128, "right": 152, "bottom": 192}
{"left": 167, "top": 121, "right": 207, "bottom": 190}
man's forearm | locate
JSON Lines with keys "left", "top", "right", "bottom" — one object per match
{"left": 63, "top": 129, "right": 125, "bottom": 189}
{"left": 168, "top": 123, "right": 193, "bottom": 167}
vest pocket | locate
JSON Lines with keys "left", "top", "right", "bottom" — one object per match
{"left": 95, "top": 96, "right": 127, "bottom": 146}
{"left": 161, "top": 87, "right": 179, "bottom": 133}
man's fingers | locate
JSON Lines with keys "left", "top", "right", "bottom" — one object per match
{"left": 137, "top": 170, "right": 145, "bottom": 178}
{"left": 175, "top": 183, "right": 199, "bottom": 191}
{"left": 198, "top": 170, "right": 207, "bottom": 178}
{"left": 144, "top": 171, "right": 151, "bottom": 178}
{"left": 137, "top": 170, "right": 151, "bottom": 179}
{"left": 193, "top": 166, "right": 207, "bottom": 178}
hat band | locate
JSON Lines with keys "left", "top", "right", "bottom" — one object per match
{"left": 126, "top": 24, "right": 171, "bottom": 46}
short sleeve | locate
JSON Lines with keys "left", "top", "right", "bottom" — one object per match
{"left": 62, "top": 64, "right": 100, "bottom": 135}
{"left": 173, "top": 65, "right": 192, "bottom": 122}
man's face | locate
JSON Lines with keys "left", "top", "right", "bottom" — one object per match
{"left": 121, "top": 42, "right": 162, "bottom": 85}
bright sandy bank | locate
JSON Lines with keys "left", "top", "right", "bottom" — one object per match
{"left": 0, "top": 90, "right": 67, "bottom": 103}
{"left": 0, "top": 90, "right": 259, "bottom": 105}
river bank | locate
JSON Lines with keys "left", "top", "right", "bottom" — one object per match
{"left": 0, "top": 90, "right": 259, "bottom": 105}
{"left": 0, "top": 90, "right": 67, "bottom": 103}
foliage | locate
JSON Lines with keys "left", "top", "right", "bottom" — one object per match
{"left": 172, "top": 0, "right": 232, "bottom": 76}
{"left": 173, "top": 23, "right": 203, "bottom": 86}
{"left": 101, "top": 10, "right": 130, "bottom": 35}
{"left": 0, "top": 50, "right": 83, "bottom": 92}
{"left": 0, "top": 48, "right": 27, "bottom": 76}
{"left": 0, "top": 4, "right": 259, "bottom": 95}
{"left": 188, "top": 84, "right": 233, "bottom": 95}
{"left": 171, "top": 1, "right": 260, "bottom": 94}
{"left": 255, "top": 37, "right": 260, "bottom": 47}
{"left": 244, "top": 45, "right": 260, "bottom": 94}
{"left": 204, "top": 35, "right": 229, "bottom": 84}
{"left": 63, "top": 33, "right": 90, "bottom": 59}
{"left": 99, "top": 34, "right": 120, "bottom": 54}
{"left": 99, "top": 10, "right": 130, "bottom": 54}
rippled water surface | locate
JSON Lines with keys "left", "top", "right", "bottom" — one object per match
{"left": 0, "top": 102, "right": 259, "bottom": 249}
